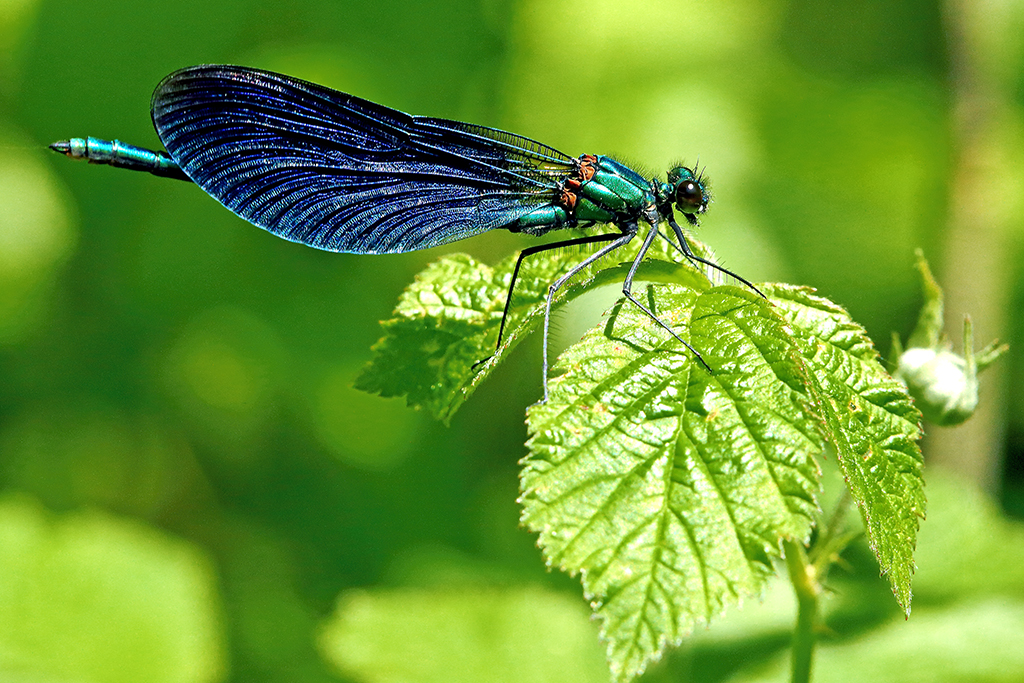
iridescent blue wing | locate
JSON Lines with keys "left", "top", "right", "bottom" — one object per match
{"left": 151, "top": 65, "right": 575, "bottom": 254}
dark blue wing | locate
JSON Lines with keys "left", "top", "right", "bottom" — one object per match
{"left": 151, "top": 65, "right": 575, "bottom": 254}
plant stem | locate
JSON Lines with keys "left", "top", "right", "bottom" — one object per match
{"left": 784, "top": 539, "right": 819, "bottom": 683}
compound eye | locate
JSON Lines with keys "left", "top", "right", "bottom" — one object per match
{"left": 675, "top": 180, "right": 705, "bottom": 214}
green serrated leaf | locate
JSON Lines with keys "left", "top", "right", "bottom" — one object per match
{"left": 354, "top": 253, "right": 509, "bottom": 422}
{"left": 763, "top": 284, "right": 925, "bottom": 614}
{"left": 522, "top": 280, "right": 925, "bottom": 681}
{"left": 360, "top": 234, "right": 927, "bottom": 680}
{"left": 522, "top": 284, "right": 823, "bottom": 682}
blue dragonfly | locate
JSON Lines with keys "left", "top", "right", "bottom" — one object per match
{"left": 51, "top": 65, "right": 759, "bottom": 400}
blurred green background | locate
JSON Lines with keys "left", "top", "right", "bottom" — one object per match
{"left": 2, "top": 1, "right": 1023, "bottom": 682}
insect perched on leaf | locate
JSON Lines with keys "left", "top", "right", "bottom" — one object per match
{"left": 51, "top": 65, "right": 758, "bottom": 400}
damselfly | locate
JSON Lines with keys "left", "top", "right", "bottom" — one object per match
{"left": 51, "top": 65, "right": 759, "bottom": 400}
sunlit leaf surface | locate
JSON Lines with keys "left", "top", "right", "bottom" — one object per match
{"left": 768, "top": 285, "right": 925, "bottom": 612}
{"left": 361, "top": 249, "right": 925, "bottom": 682}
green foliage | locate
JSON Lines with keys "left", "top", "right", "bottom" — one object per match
{"left": 359, "top": 245, "right": 925, "bottom": 681}
{"left": 719, "top": 473, "right": 1024, "bottom": 683}
{"left": 313, "top": 471, "right": 1024, "bottom": 683}
{"left": 522, "top": 284, "right": 819, "bottom": 681}
{"left": 355, "top": 253, "right": 520, "bottom": 423}
{"left": 731, "top": 600, "right": 1024, "bottom": 683}
{"left": 770, "top": 287, "right": 925, "bottom": 612}
{"left": 318, "top": 586, "right": 609, "bottom": 683}
{"left": 7, "top": 1, "right": 1022, "bottom": 682}
{"left": 0, "top": 495, "right": 224, "bottom": 683}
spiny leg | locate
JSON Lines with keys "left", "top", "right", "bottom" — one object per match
{"left": 622, "top": 224, "right": 712, "bottom": 372}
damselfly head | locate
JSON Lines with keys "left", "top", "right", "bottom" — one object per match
{"left": 666, "top": 166, "right": 709, "bottom": 222}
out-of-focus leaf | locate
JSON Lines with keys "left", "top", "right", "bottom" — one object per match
{"left": 0, "top": 495, "right": 225, "bottom": 683}
{"left": 728, "top": 600, "right": 1024, "bottom": 683}
{"left": 682, "top": 472, "right": 1024, "bottom": 683}
{"left": 913, "top": 473, "right": 1024, "bottom": 600}
{"left": 317, "top": 585, "right": 608, "bottom": 683}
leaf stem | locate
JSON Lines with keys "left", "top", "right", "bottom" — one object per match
{"left": 784, "top": 539, "right": 819, "bottom": 683}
